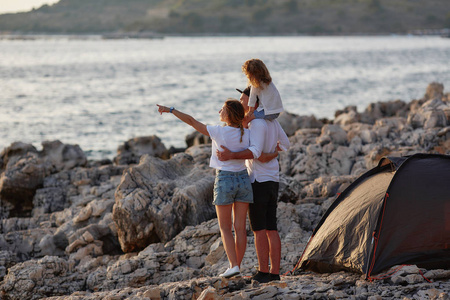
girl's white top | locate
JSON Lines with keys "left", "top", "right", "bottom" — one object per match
{"left": 248, "top": 81, "right": 284, "bottom": 115}
{"left": 207, "top": 125, "right": 250, "bottom": 172}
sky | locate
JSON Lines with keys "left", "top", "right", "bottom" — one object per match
{"left": 0, "top": 0, "right": 59, "bottom": 14}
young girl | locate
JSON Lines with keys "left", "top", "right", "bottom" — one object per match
{"left": 157, "top": 99, "right": 252, "bottom": 278}
{"left": 242, "top": 58, "right": 284, "bottom": 122}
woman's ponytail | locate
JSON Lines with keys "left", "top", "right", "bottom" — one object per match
{"left": 224, "top": 98, "right": 246, "bottom": 143}
{"left": 239, "top": 123, "right": 244, "bottom": 143}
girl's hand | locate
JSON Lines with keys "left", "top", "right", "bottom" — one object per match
{"left": 276, "top": 141, "right": 282, "bottom": 152}
{"left": 157, "top": 104, "right": 169, "bottom": 115}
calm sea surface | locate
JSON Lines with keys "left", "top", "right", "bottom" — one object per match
{"left": 1, "top": 36, "right": 450, "bottom": 160}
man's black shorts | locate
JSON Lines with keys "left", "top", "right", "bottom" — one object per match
{"left": 248, "top": 181, "right": 279, "bottom": 231}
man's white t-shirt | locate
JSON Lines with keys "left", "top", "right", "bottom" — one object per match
{"left": 207, "top": 125, "right": 250, "bottom": 172}
{"left": 246, "top": 119, "right": 290, "bottom": 183}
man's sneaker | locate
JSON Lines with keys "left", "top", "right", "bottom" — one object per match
{"left": 250, "top": 271, "right": 270, "bottom": 283}
{"left": 219, "top": 266, "right": 240, "bottom": 278}
{"left": 269, "top": 273, "right": 280, "bottom": 281}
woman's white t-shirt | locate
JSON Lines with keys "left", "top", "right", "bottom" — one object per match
{"left": 207, "top": 125, "right": 250, "bottom": 172}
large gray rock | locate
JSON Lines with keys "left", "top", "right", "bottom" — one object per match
{"left": 360, "top": 100, "right": 409, "bottom": 124}
{"left": 0, "top": 142, "right": 38, "bottom": 171}
{"left": 31, "top": 164, "right": 124, "bottom": 217}
{"left": 0, "top": 153, "right": 52, "bottom": 217}
{"left": 0, "top": 141, "right": 87, "bottom": 218}
{"left": 185, "top": 131, "right": 211, "bottom": 147}
{"left": 40, "top": 140, "right": 87, "bottom": 171}
{"left": 114, "top": 135, "right": 168, "bottom": 165}
{"left": 407, "top": 98, "right": 450, "bottom": 129}
{"left": 0, "top": 256, "right": 85, "bottom": 300}
{"left": 0, "top": 250, "right": 17, "bottom": 280}
{"left": 302, "top": 175, "right": 356, "bottom": 199}
{"left": 32, "top": 187, "right": 67, "bottom": 216}
{"left": 277, "top": 111, "right": 323, "bottom": 136}
{"left": 317, "top": 124, "right": 348, "bottom": 146}
{"left": 113, "top": 154, "right": 215, "bottom": 253}
{"left": 0, "top": 160, "right": 126, "bottom": 267}
{"left": 334, "top": 108, "right": 360, "bottom": 125}
{"left": 334, "top": 100, "right": 409, "bottom": 126}
{"left": 184, "top": 144, "right": 212, "bottom": 168}
{"left": 424, "top": 82, "right": 444, "bottom": 100}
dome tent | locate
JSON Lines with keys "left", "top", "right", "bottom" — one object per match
{"left": 295, "top": 153, "right": 450, "bottom": 279}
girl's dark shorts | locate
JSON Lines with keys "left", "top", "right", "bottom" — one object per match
{"left": 248, "top": 180, "right": 279, "bottom": 231}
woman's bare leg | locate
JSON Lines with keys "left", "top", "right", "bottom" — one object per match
{"left": 216, "top": 204, "right": 238, "bottom": 268}
{"left": 233, "top": 201, "right": 249, "bottom": 267}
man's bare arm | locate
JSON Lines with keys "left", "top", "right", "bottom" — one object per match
{"left": 217, "top": 145, "right": 278, "bottom": 162}
{"left": 258, "top": 151, "right": 278, "bottom": 162}
{"left": 217, "top": 146, "right": 253, "bottom": 161}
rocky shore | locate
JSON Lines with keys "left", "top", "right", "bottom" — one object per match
{"left": 0, "top": 83, "right": 449, "bottom": 300}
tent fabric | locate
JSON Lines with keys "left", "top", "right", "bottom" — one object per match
{"left": 296, "top": 153, "right": 450, "bottom": 278}
{"left": 369, "top": 154, "right": 450, "bottom": 275}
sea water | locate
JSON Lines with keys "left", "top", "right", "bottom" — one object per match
{"left": 1, "top": 35, "right": 450, "bottom": 160}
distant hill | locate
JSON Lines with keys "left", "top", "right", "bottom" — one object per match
{"left": 0, "top": 0, "right": 449, "bottom": 35}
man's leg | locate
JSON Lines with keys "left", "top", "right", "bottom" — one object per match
{"left": 249, "top": 181, "right": 278, "bottom": 283}
{"left": 253, "top": 229, "right": 270, "bottom": 273}
{"left": 267, "top": 230, "right": 281, "bottom": 275}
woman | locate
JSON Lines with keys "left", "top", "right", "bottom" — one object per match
{"left": 157, "top": 99, "right": 252, "bottom": 278}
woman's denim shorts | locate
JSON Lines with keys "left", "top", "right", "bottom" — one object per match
{"left": 213, "top": 169, "right": 253, "bottom": 205}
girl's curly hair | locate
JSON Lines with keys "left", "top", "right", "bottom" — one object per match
{"left": 242, "top": 58, "right": 272, "bottom": 89}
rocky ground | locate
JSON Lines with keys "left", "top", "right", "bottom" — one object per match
{"left": 0, "top": 82, "right": 449, "bottom": 300}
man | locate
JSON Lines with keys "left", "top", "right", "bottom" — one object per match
{"left": 217, "top": 86, "right": 290, "bottom": 283}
